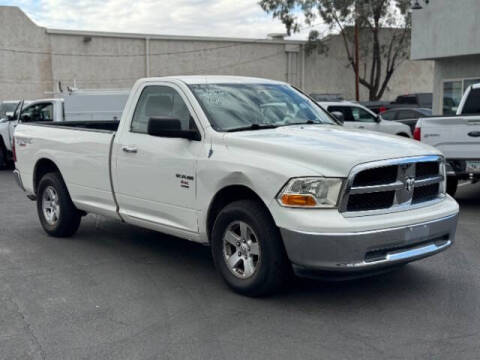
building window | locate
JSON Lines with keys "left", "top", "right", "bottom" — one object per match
{"left": 443, "top": 81, "right": 462, "bottom": 115}
{"left": 443, "top": 78, "right": 480, "bottom": 115}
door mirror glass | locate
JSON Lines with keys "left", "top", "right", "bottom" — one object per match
{"left": 330, "top": 111, "right": 344, "bottom": 123}
{"left": 148, "top": 117, "right": 201, "bottom": 141}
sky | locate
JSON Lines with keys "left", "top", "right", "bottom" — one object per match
{"left": 2, "top": 0, "right": 316, "bottom": 39}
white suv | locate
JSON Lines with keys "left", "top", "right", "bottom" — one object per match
{"left": 318, "top": 101, "right": 412, "bottom": 137}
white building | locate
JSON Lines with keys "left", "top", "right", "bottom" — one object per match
{"left": 411, "top": 0, "right": 480, "bottom": 115}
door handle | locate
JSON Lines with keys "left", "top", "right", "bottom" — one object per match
{"left": 358, "top": 126, "right": 365, "bottom": 129}
{"left": 468, "top": 131, "right": 480, "bottom": 137}
{"left": 122, "top": 145, "right": 138, "bottom": 154}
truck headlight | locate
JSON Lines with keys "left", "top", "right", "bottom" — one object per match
{"left": 277, "top": 177, "right": 344, "bottom": 208}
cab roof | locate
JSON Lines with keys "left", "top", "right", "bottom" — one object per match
{"left": 140, "top": 75, "right": 286, "bottom": 85}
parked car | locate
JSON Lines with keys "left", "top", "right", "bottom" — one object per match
{"left": 381, "top": 107, "right": 432, "bottom": 132}
{"left": 415, "top": 83, "right": 480, "bottom": 196}
{"left": 309, "top": 93, "right": 344, "bottom": 102}
{"left": 318, "top": 101, "right": 412, "bottom": 137}
{"left": 391, "top": 93, "right": 433, "bottom": 109}
{"left": 0, "top": 90, "right": 128, "bottom": 169}
{"left": 358, "top": 100, "right": 391, "bottom": 114}
{"left": 361, "top": 93, "right": 432, "bottom": 114}
{"left": 14, "top": 76, "right": 459, "bottom": 296}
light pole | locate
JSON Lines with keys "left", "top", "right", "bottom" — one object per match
{"left": 354, "top": 2, "right": 360, "bottom": 101}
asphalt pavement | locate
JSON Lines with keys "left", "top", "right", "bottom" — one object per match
{"left": 0, "top": 170, "right": 479, "bottom": 359}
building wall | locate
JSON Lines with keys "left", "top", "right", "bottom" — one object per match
{"left": 411, "top": 0, "right": 480, "bottom": 61}
{"left": 432, "top": 55, "right": 480, "bottom": 115}
{"left": 0, "top": 6, "right": 432, "bottom": 103}
{"left": 0, "top": 7, "right": 53, "bottom": 100}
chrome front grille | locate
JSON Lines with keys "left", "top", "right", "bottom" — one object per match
{"left": 340, "top": 156, "right": 445, "bottom": 216}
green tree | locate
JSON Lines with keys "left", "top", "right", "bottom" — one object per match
{"left": 259, "top": 0, "right": 412, "bottom": 100}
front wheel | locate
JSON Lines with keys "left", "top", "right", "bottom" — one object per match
{"left": 211, "top": 200, "right": 291, "bottom": 296}
{"left": 37, "top": 172, "right": 81, "bottom": 237}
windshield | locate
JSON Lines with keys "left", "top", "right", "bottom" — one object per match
{"left": 188, "top": 83, "right": 337, "bottom": 131}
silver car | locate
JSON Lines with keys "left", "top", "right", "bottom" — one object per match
{"left": 318, "top": 101, "right": 412, "bottom": 137}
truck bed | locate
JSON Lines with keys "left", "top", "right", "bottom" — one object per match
{"left": 14, "top": 121, "right": 119, "bottom": 218}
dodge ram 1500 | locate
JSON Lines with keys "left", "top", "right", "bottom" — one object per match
{"left": 13, "top": 76, "right": 459, "bottom": 296}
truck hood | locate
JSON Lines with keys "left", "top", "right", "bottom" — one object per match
{"left": 224, "top": 125, "right": 440, "bottom": 177}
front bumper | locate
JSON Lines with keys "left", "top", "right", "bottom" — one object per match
{"left": 280, "top": 213, "right": 458, "bottom": 277}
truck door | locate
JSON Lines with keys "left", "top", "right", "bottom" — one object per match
{"left": 113, "top": 83, "right": 203, "bottom": 235}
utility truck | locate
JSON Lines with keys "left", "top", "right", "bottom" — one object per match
{"left": 14, "top": 76, "right": 459, "bottom": 296}
{"left": 0, "top": 90, "right": 128, "bottom": 168}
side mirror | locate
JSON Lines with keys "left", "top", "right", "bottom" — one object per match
{"left": 20, "top": 114, "right": 31, "bottom": 123}
{"left": 147, "top": 117, "right": 201, "bottom": 141}
{"left": 375, "top": 115, "right": 382, "bottom": 123}
{"left": 331, "top": 111, "right": 344, "bottom": 123}
{"left": 5, "top": 111, "right": 13, "bottom": 120}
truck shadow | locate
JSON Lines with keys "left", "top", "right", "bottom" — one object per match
{"left": 76, "top": 214, "right": 456, "bottom": 305}
{"left": 70, "top": 182, "right": 479, "bottom": 304}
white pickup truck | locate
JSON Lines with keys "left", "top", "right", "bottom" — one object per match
{"left": 13, "top": 76, "right": 459, "bottom": 296}
{"left": 415, "top": 84, "right": 480, "bottom": 196}
{"left": 0, "top": 90, "right": 128, "bottom": 169}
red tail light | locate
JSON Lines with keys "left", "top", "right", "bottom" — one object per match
{"left": 379, "top": 106, "right": 387, "bottom": 113}
{"left": 413, "top": 127, "right": 421, "bottom": 141}
{"left": 12, "top": 136, "right": 17, "bottom": 162}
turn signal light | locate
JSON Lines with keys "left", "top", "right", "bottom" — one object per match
{"left": 280, "top": 194, "right": 317, "bottom": 207}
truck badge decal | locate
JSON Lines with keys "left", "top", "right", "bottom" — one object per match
{"left": 176, "top": 174, "right": 194, "bottom": 189}
{"left": 405, "top": 177, "right": 415, "bottom": 192}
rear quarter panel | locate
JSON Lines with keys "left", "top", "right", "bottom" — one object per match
{"left": 14, "top": 124, "right": 118, "bottom": 217}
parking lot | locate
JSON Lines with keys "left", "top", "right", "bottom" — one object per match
{"left": 0, "top": 170, "right": 478, "bottom": 359}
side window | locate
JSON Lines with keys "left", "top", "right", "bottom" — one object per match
{"left": 20, "top": 103, "right": 54, "bottom": 123}
{"left": 461, "top": 88, "right": 480, "bottom": 115}
{"left": 131, "top": 86, "right": 195, "bottom": 134}
{"left": 351, "top": 107, "right": 376, "bottom": 122}
{"left": 380, "top": 111, "right": 396, "bottom": 120}
{"left": 327, "top": 106, "right": 354, "bottom": 121}
{"left": 397, "top": 110, "right": 418, "bottom": 120}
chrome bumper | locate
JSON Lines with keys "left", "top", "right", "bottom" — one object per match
{"left": 280, "top": 213, "right": 458, "bottom": 276}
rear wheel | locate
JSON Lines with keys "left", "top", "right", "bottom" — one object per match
{"left": 396, "top": 133, "right": 410, "bottom": 138}
{"left": 211, "top": 200, "right": 291, "bottom": 296}
{"left": 37, "top": 172, "right": 81, "bottom": 237}
{"left": 446, "top": 176, "right": 458, "bottom": 197}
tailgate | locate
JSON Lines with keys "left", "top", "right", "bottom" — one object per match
{"left": 420, "top": 116, "right": 480, "bottom": 159}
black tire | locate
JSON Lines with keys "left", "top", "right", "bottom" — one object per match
{"left": 397, "top": 133, "right": 410, "bottom": 138}
{"left": 0, "top": 143, "right": 7, "bottom": 170}
{"left": 211, "top": 199, "right": 291, "bottom": 296}
{"left": 36, "top": 172, "right": 81, "bottom": 237}
{"left": 446, "top": 176, "right": 458, "bottom": 197}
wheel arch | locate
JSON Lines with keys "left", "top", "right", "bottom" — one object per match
{"left": 206, "top": 184, "right": 274, "bottom": 243}
{"left": 33, "top": 158, "right": 65, "bottom": 195}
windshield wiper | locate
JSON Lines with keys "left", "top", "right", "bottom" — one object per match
{"left": 226, "top": 124, "right": 278, "bottom": 132}
{"left": 280, "top": 120, "right": 319, "bottom": 126}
